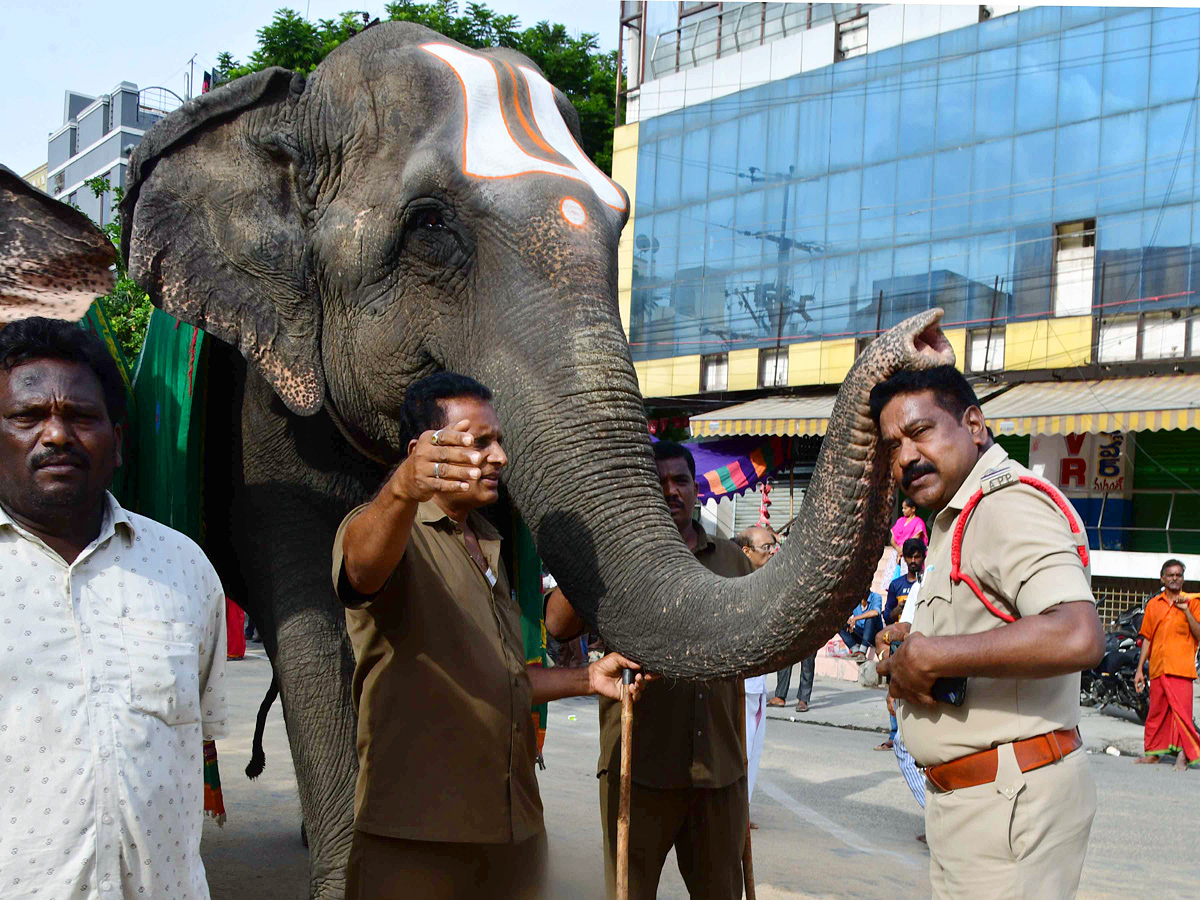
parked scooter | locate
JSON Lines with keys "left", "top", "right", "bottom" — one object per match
{"left": 1081, "top": 601, "right": 1150, "bottom": 724}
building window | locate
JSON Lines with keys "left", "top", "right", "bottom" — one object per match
{"left": 1099, "top": 309, "right": 1196, "bottom": 363}
{"left": 1053, "top": 220, "right": 1096, "bottom": 317}
{"left": 701, "top": 353, "right": 728, "bottom": 392}
{"left": 758, "top": 347, "right": 788, "bottom": 388}
{"left": 52, "top": 171, "right": 65, "bottom": 195}
{"left": 966, "top": 328, "right": 1005, "bottom": 373}
{"left": 837, "top": 15, "right": 868, "bottom": 61}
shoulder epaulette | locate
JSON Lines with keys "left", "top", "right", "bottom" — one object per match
{"left": 980, "top": 466, "right": 1018, "bottom": 496}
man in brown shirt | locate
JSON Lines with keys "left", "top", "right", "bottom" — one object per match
{"left": 334, "top": 372, "right": 647, "bottom": 900}
{"left": 546, "top": 441, "right": 752, "bottom": 900}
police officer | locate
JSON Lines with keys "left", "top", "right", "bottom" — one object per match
{"left": 873, "top": 366, "right": 1104, "bottom": 900}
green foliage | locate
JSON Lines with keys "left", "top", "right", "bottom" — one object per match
{"left": 219, "top": 2, "right": 620, "bottom": 171}
{"left": 82, "top": 177, "right": 153, "bottom": 360}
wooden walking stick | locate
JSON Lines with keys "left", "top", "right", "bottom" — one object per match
{"left": 737, "top": 683, "right": 757, "bottom": 900}
{"left": 616, "top": 668, "right": 635, "bottom": 900}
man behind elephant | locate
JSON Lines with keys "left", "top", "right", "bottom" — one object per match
{"left": 547, "top": 441, "right": 752, "bottom": 900}
{"left": 873, "top": 365, "right": 1104, "bottom": 900}
{"left": 333, "top": 372, "right": 648, "bottom": 899}
{"left": 0, "top": 317, "right": 227, "bottom": 900}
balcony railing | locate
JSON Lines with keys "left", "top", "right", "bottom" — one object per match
{"left": 1090, "top": 489, "right": 1200, "bottom": 555}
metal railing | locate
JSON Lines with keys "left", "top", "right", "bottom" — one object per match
{"left": 647, "top": 3, "right": 874, "bottom": 82}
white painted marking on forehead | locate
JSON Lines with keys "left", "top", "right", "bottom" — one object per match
{"left": 420, "top": 42, "right": 627, "bottom": 212}
{"left": 560, "top": 197, "right": 587, "bottom": 227}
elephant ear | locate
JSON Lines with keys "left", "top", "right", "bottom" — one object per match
{"left": 0, "top": 165, "right": 116, "bottom": 324}
{"left": 120, "top": 68, "right": 324, "bottom": 415}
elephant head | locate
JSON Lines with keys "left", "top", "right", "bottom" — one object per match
{"left": 1, "top": 165, "right": 116, "bottom": 324}
{"left": 122, "top": 22, "right": 954, "bottom": 680}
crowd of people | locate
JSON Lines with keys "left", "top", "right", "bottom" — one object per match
{"left": 3, "top": 316, "right": 1195, "bottom": 900}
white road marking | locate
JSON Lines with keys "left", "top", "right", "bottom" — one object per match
{"left": 756, "top": 777, "right": 925, "bottom": 870}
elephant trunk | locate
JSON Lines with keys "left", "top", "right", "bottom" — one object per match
{"left": 475, "top": 280, "right": 954, "bottom": 678}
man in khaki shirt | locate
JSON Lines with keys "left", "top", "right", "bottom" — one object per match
{"left": 547, "top": 441, "right": 752, "bottom": 900}
{"left": 873, "top": 366, "right": 1104, "bottom": 900}
{"left": 334, "top": 372, "right": 647, "bottom": 900}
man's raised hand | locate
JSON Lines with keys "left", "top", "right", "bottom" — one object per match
{"left": 392, "top": 419, "right": 482, "bottom": 502}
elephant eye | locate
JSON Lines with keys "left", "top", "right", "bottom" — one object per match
{"left": 412, "top": 208, "right": 445, "bottom": 232}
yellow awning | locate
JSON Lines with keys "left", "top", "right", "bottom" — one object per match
{"left": 689, "top": 394, "right": 838, "bottom": 437}
{"left": 982, "top": 374, "right": 1200, "bottom": 436}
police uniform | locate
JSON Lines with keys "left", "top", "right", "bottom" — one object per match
{"left": 596, "top": 525, "right": 752, "bottom": 900}
{"left": 898, "top": 444, "right": 1098, "bottom": 900}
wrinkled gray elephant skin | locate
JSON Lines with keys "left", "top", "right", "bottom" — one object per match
{"left": 108, "top": 21, "right": 955, "bottom": 898}
{"left": 0, "top": 165, "right": 115, "bottom": 324}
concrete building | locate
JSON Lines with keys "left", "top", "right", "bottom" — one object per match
{"left": 22, "top": 163, "right": 47, "bottom": 192}
{"left": 46, "top": 82, "right": 180, "bottom": 225}
{"left": 613, "top": 3, "right": 1200, "bottom": 610}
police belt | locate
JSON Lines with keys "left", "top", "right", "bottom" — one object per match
{"left": 925, "top": 728, "right": 1082, "bottom": 792}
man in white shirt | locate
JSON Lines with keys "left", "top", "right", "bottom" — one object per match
{"left": 0, "top": 317, "right": 227, "bottom": 899}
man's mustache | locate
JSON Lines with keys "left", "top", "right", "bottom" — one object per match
{"left": 901, "top": 461, "right": 937, "bottom": 490}
{"left": 31, "top": 447, "right": 89, "bottom": 471}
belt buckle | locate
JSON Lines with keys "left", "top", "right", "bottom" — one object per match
{"left": 1046, "top": 730, "right": 1063, "bottom": 763}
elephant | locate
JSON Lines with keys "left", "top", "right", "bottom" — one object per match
{"left": 115, "top": 20, "right": 959, "bottom": 898}
{"left": 0, "top": 164, "right": 115, "bottom": 324}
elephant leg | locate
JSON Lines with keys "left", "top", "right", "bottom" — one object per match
{"left": 272, "top": 593, "right": 358, "bottom": 900}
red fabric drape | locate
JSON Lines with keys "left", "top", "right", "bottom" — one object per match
{"left": 1145, "top": 674, "right": 1200, "bottom": 763}
{"left": 226, "top": 598, "right": 246, "bottom": 660}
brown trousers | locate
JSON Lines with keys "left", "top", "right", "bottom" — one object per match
{"left": 599, "top": 772, "right": 747, "bottom": 900}
{"left": 345, "top": 828, "right": 547, "bottom": 900}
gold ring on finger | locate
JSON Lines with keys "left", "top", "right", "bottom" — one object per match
{"left": 431, "top": 429, "right": 443, "bottom": 446}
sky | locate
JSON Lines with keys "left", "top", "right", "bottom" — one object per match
{"left": 0, "top": 0, "right": 620, "bottom": 177}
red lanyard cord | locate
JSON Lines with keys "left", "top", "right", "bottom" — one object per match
{"left": 950, "top": 475, "right": 1090, "bottom": 625}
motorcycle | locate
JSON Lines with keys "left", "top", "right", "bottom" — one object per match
{"left": 1081, "top": 601, "right": 1150, "bottom": 724}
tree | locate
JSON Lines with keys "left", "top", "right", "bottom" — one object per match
{"left": 220, "top": 3, "right": 620, "bottom": 171}
{"left": 83, "top": 177, "right": 153, "bottom": 360}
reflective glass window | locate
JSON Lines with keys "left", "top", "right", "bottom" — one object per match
{"left": 705, "top": 196, "right": 736, "bottom": 269}
{"left": 796, "top": 95, "right": 832, "bottom": 178}
{"left": 1098, "top": 112, "right": 1147, "bottom": 213}
{"left": 708, "top": 119, "right": 739, "bottom": 197}
{"left": 1054, "top": 119, "right": 1101, "bottom": 221}
{"left": 895, "top": 155, "right": 933, "bottom": 243}
{"left": 680, "top": 127, "right": 710, "bottom": 205}
{"left": 935, "top": 56, "right": 975, "bottom": 150}
{"left": 933, "top": 148, "right": 971, "bottom": 239}
{"left": 864, "top": 74, "right": 900, "bottom": 164}
{"left": 903, "top": 33, "right": 939, "bottom": 64}
{"left": 1144, "top": 103, "right": 1195, "bottom": 206}
{"left": 972, "top": 139, "right": 1013, "bottom": 234}
{"left": 1015, "top": 35, "right": 1059, "bottom": 134}
{"left": 856, "top": 248, "right": 895, "bottom": 332}
{"left": 1012, "top": 130, "right": 1055, "bottom": 225}
{"left": 1058, "top": 23, "right": 1103, "bottom": 125}
{"left": 1018, "top": 5, "right": 1061, "bottom": 41}
{"left": 1062, "top": 6, "right": 1106, "bottom": 30}
{"left": 1101, "top": 11, "right": 1151, "bottom": 117}
{"left": 978, "top": 10, "right": 1018, "bottom": 49}
{"left": 636, "top": 143, "right": 657, "bottom": 212}
{"left": 968, "top": 232, "right": 1013, "bottom": 321}
{"left": 1142, "top": 204, "right": 1192, "bottom": 309}
{"left": 650, "top": 209, "right": 680, "bottom": 284}
{"left": 678, "top": 203, "right": 707, "bottom": 274}
{"left": 889, "top": 242, "right": 932, "bottom": 327}
{"left": 898, "top": 66, "right": 937, "bottom": 157}
{"left": 792, "top": 177, "right": 829, "bottom": 253}
{"left": 655, "top": 134, "right": 683, "bottom": 210}
{"left": 1012, "top": 225, "right": 1053, "bottom": 317}
{"left": 860, "top": 162, "right": 896, "bottom": 247}
{"left": 790, "top": 255, "right": 825, "bottom": 335}
{"left": 767, "top": 104, "right": 801, "bottom": 180}
{"left": 732, "top": 189, "right": 767, "bottom": 270}
{"left": 764, "top": 183, "right": 798, "bottom": 263}
{"left": 738, "top": 111, "right": 769, "bottom": 183}
{"left": 974, "top": 47, "right": 1017, "bottom": 142}
{"left": 826, "top": 170, "right": 861, "bottom": 250}
{"left": 1096, "top": 210, "right": 1143, "bottom": 311}
{"left": 1149, "top": 9, "right": 1200, "bottom": 107}
{"left": 829, "top": 87, "right": 866, "bottom": 172}
{"left": 821, "top": 253, "right": 857, "bottom": 335}
{"left": 930, "top": 238, "right": 971, "bottom": 323}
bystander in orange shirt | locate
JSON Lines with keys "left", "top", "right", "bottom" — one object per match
{"left": 1139, "top": 591, "right": 1200, "bottom": 680}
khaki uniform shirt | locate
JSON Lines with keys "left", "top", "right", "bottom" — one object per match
{"left": 899, "top": 444, "right": 1095, "bottom": 768}
{"left": 333, "top": 502, "right": 542, "bottom": 844}
{"left": 597, "top": 525, "right": 752, "bottom": 789}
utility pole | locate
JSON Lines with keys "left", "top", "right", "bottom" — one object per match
{"left": 186, "top": 54, "right": 197, "bottom": 99}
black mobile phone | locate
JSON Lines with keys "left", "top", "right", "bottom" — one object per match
{"left": 931, "top": 677, "right": 967, "bottom": 707}
{"left": 890, "top": 640, "right": 903, "bottom": 656}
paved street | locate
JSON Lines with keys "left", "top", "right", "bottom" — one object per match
{"left": 203, "top": 650, "right": 1200, "bottom": 899}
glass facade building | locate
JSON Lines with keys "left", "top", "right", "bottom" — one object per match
{"left": 628, "top": 5, "right": 1200, "bottom": 365}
